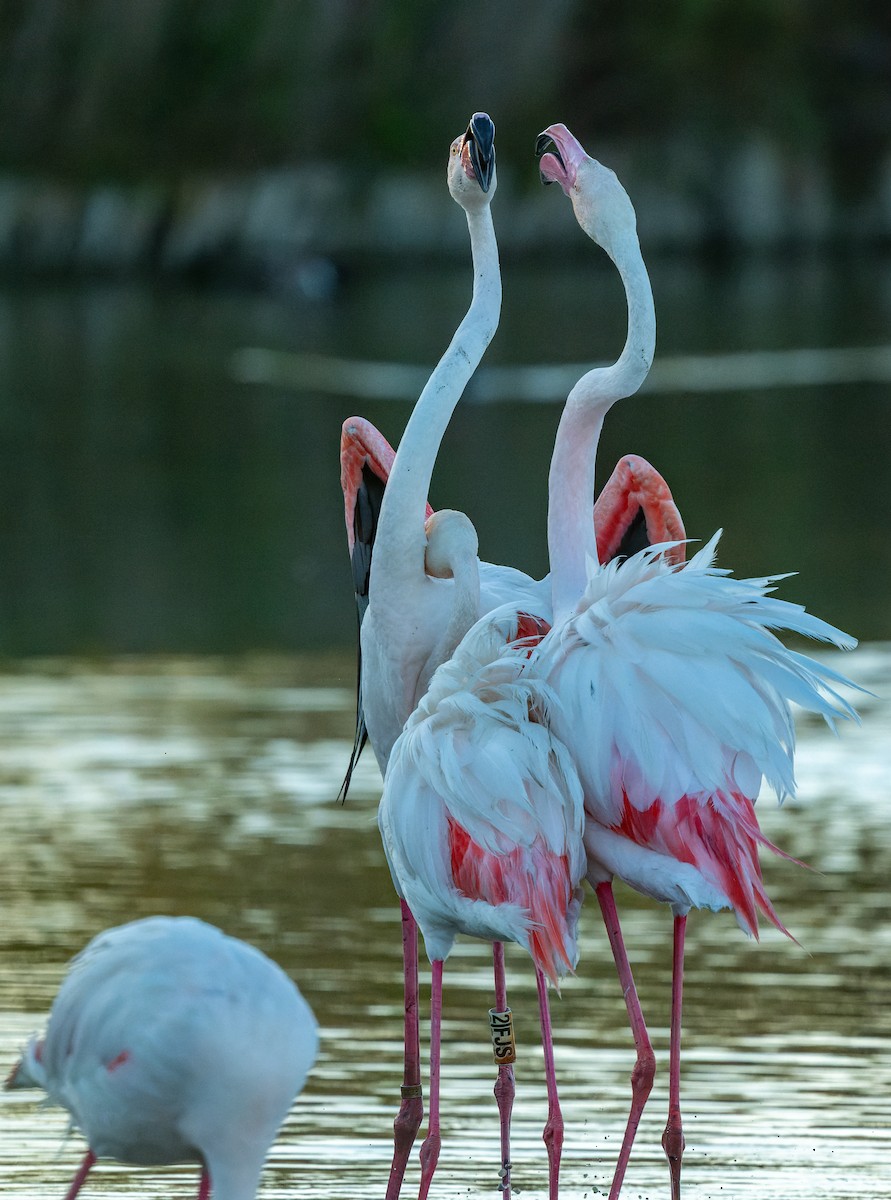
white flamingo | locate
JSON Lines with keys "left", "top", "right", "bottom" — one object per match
{"left": 347, "top": 112, "right": 542, "bottom": 1199}
{"left": 379, "top": 582, "right": 585, "bottom": 1200}
{"left": 6, "top": 916, "right": 318, "bottom": 1200}
{"left": 533, "top": 121, "right": 860, "bottom": 1198}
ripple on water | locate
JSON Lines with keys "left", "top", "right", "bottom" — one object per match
{"left": 0, "top": 649, "right": 888, "bottom": 1199}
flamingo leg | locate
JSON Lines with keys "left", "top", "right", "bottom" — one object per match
{"left": 595, "top": 881, "right": 656, "bottom": 1199}
{"left": 197, "top": 1169, "right": 211, "bottom": 1200}
{"left": 64, "top": 1150, "right": 97, "bottom": 1200}
{"left": 662, "top": 914, "right": 687, "bottom": 1200}
{"left": 386, "top": 901, "right": 425, "bottom": 1200}
{"left": 418, "top": 960, "right": 444, "bottom": 1200}
{"left": 491, "top": 941, "right": 515, "bottom": 1194}
{"left": 535, "top": 968, "right": 563, "bottom": 1200}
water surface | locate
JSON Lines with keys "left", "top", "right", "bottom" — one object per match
{"left": 0, "top": 259, "right": 888, "bottom": 1196}
{"left": 0, "top": 646, "right": 887, "bottom": 1199}
{"left": 0, "top": 256, "right": 889, "bottom": 657}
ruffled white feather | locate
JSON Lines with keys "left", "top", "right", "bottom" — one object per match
{"left": 379, "top": 606, "right": 586, "bottom": 974}
{"left": 531, "top": 532, "right": 861, "bottom": 831}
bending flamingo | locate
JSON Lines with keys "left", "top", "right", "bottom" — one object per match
{"left": 534, "top": 122, "right": 860, "bottom": 1198}
{"left": 6, "top": 916, "right": 318, "bottom": 1200}
{"left": 379, "top": 570, "right": 586, "bottom": 1200}
{"left": 340, "top": 415, "right": 685, "bottom": 796}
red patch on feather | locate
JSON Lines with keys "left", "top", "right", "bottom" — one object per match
{"left": 610, "top": 789, "right": 791, "bottom": 939}
{"left": 447, "top": 815, "right": 575, "bottom": 984}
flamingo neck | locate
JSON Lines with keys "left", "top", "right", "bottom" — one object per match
{"left": 200, "top": 1155, "right": 266, "bottom": 1200}
{"left": 547, "top": 227, "right": 655, "bottom": 622}
{"left": 426, "top": 551, "right": 481, "bottom": 690}
{"left": 370, "top": 205, "right": 500, "bottom": 600}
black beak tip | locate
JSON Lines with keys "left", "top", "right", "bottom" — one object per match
{"left": 466, "top": 112, "right": 496, "bottom": 193}
{"left": 534, "top": 132, "right": 563, "bottom": 186}
{"left": 469, "top": 111, "right": 495, "bottom": 152}
{"left": 534, "top": 131, "right": 554, "bottom": 158}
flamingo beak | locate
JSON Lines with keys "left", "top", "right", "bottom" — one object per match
{"left": 534, "top": 131, "right": 565, "bottom": 185}
{"left": 465, "top": 112, "right": 495, "bottom": 192}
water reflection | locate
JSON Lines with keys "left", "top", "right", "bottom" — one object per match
{"left": 1, "top": 647, "right": 888, "bottom": 1199}
{"left": 0, "top": 259, "right": 889, "bottom": 658}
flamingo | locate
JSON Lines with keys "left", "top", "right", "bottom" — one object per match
{"left": 339, "top": 415, "right": 686, "bottom": 1194}
{"left": 339, "top": 414, "right": 685, "bottom": 796}
{"left": 378, "top": 577, "right": 586, "bottom": 1200}
{"left": 346, "top": 112, "right": 553, "bottom": 1198}
{"left": 5, "top": 916, "right": 318, "bottom": 1200}
{"left": 338, "top": 114, "right": 682, "bottom": 1197}
{"left": 359, "top": 114, "right": 546, "bottom": 774}
{"left": 533, "top": 122, "right": 860, "bottom": 1197}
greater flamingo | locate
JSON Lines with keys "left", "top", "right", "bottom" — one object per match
{"left": 359, "top": 114, "right": 546, "bottom": 774}
{"left": 379, "top": 579, "right": 586, "bottom": 1200}
{"left": 339, "top": 414, "right": 685, "bottom": 797}
{"left": 349, "top": 112, "right": 550, "bottom": 1198}
{"left": 6, "top": 916, "right": 318, "bottom": 1200}
{"left": 338, "top": 114, "right": 683, "bottom": 1197}
{"left": 340, "top": 415, "right": 686, "bottom": 1194}
{"left": 534, "top": 122, "right": 860, "bottom": 1197}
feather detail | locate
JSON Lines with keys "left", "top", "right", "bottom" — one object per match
{"left": 611, "top": 790, "right": 790, "bottom": 938}
{"left": 533, "top": 532, "right": 862, "bottom": 831}
{"left": 526, "top": 532, "right": 862, "bottom": 937}
{"left": 448, "top": 816, "right": 581, "bottom": 983}
{"left": 379, "top": 605, "right": 586, "bottom": 986}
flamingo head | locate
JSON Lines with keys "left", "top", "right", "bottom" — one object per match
{"left": 536, "top": 123, "right": 637, "bottom": 258}
{"left": 448, "top": 112, "right": 497, "bottom": 207}
{"left": 423, "top": 509, "right": 479, "bottom": 580}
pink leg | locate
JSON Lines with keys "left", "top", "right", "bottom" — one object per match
{"left": 197, "top": 1170, "right": 211, "bottom": 1200}
{"left": 595, "top": 881, "right": 656, "bottom": 1199}
{"left": 662, "top": 915, "right": 687, "bottom": 1200}
{"left": 535, "top": 968, "right": 563, "bottom": 1200}
{"left": 386, "top": 901, "right": 425, "bottom": 1200}
{"left": 418, "top": 960, "right": 444, "bottom": 1200}
{"left": 492, "top": 941, "right": 515, "bottom": 1194}
{"left": 64, "top": 1150, "right": 97, "bottom": 1200}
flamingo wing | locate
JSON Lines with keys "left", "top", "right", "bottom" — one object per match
{"left": 534, "top": 533, "right": 861, "bottom": 931}
{"left": 594, "top": 453, "right": 686, "bottom": 566}
{"left": 380, "top": 618, "right": 585, "bottom": 982}
{"left": 339, "top": 418, "right": 435, "bottom": 799}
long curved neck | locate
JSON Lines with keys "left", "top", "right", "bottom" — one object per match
{"left": 370, "top": 205, "right": 500, "bottom": 603}
{"left": 547, "top": 229, "right": 655, "bottom": 622}
{"left": 427, "top": 551, "right": 481, "bottom": 687}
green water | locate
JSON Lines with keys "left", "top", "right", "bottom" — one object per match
{"left": 0, "top": 260, "right": 888, "bottom": 1196}
{"left": 0, "top": 257, "right": 889, "bottom": 658}
{"left": 0, "top": 648, "right": 887, "bottom": 1199}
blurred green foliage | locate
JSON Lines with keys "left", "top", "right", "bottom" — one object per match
{"left": 0, "top": 0, "right": 888, "bottom": 188}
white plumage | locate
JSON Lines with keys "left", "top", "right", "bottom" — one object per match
{"left": 538, "top": 532, "right": 857, "bottom": 806}
{"left": 532, "top": 119, "right": 862, "bottom": 1199}
{"left": 380, "top": 607, "right": 586, "bottom": 979}
{"left": 531, "top": 533, "right": 860, "bottom": 925}
{"left": 7, "top": 916, "right": 318, "bottom": 1200}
